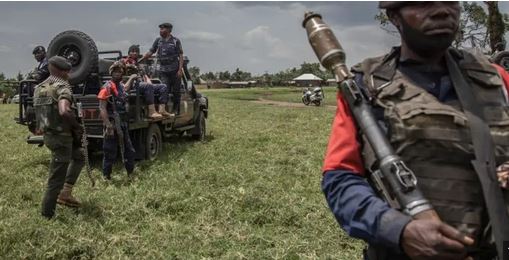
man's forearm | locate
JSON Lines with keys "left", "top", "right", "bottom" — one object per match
{"left": 99, "top": 101, "right": 111, "bottom": 126}
{"left": 139, "top": 52, "right": 153, "bottom": 63}
{"left": 58, "top": 99, "right": 80, "bottom": 129}
{"left": 322, "top": 170, "right": 411, "bottom": 252}
{"left": 179, "top": 54, "right": 184, "bottom": 71}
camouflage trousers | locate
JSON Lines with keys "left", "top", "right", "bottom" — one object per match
{"left": 41, "top": 134, "right": 84, "bottom": 218}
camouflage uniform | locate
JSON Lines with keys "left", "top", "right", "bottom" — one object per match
{"left": 33, "top": 75, "right": 84, "bottom": 218}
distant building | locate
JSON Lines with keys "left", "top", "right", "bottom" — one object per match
{"left": 293, "top": 73, "right": 322, "bottom": 87}
{"left": 226, "top": 80, "right": 258, "bottom": 88}
{"left": 326, "top": 78, "right": 337, "bottom": 86}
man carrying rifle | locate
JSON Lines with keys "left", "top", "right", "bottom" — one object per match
{"left": 33, "top": 56, "right": 84, "bottom": 219}
{"left": 97, "top": 62, "right": 136, "bottom": 180}
{"left": 321, "top": 2, "right": 509, "bottom": 259}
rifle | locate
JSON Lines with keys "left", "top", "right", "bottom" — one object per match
{"left": 110, "top": 96, "right": 126, "bottom": 166}
{"left": 302, "top": 12, "right": 438, "bottom": 220}
{"left": 76, "top": 102, "right": 95, "bottom": 187}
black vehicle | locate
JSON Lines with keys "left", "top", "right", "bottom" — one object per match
{"left": 15, "top": 30, "right": 208, "bottom": 160}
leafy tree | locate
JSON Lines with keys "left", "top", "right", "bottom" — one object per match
{"left": 188, "top": 66, "right": 200, "bottom": 80}
{"left": 202, "top": 71, "right": 216, "bottom": 81}
{"left": 16, "top": 71, "right": 24, "bottom": 81}
{"left": 374, "top": 2, "right": 509, "bottom": 53}
{"left": 231, "top": 68, "right": 251, "bottom": 81}
{"left": 218, "top": 70, "right": 231, "bottom": 81}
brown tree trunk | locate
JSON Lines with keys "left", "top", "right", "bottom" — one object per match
{"left": 485, "top": 1, "right": 505, "bottom": 52}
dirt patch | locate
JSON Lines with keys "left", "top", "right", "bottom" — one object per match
{"left": 252, "top": 98, "right": 336, "bottom": 109}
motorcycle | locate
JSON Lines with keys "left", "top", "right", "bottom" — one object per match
{"left": 302, "top": 86, "right": 324, "bottom": 106}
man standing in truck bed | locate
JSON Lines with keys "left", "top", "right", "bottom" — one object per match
{"left": 139, "top": 22, "right": 184, "bottom": 115}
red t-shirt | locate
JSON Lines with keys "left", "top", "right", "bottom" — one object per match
{"left": 97, "top": 81, "right": 119, "bottom": 100}
{"left": 322, "top": 64, "right": 509, "bottom": 175}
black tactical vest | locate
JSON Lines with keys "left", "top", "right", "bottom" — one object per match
{"left": 352, "top": 48, "right": 509, "bottom": 249}
{"left": 156, "top": 36, "right": 180, "bottom": 71}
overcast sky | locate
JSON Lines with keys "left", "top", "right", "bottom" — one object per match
{"left": 1, "top": 1, "right": 509, "bottom": 78}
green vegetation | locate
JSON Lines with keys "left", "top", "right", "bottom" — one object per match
{"left": 211, "top": 86, "right": 338, "bottom": 107}
{"left": 0, "top": 87, "right": 363, "bottom": 259}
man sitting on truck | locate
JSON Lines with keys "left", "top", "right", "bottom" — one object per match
{"left": 97, "top": 62, "right": 136, "bottom": 180}
{"left": 122, "top": 44, "right": 172, "bottom": 118}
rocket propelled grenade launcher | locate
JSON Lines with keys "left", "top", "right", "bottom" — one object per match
{"left": 302, "top": 12, "right": 437, "bottom": 219}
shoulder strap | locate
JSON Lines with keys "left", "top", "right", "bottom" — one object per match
{"left": 445, "top": 50, "right": 509, "bottom": 258}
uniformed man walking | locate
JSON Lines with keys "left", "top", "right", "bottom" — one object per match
{"left": 97, "top": 62, "right": 136, "bottom": 180}
{"left": 139, "top": 22, "right": 184, "bottom": 116}
{"left": 33, "top": 56, "right": 84, "bottom": 219}
{"left": 321, "top": 2, "right": 509, "bottom": 259}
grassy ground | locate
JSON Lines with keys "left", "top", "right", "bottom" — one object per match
{"left": 208, "top": 86, "right": 338, "bottom": 107}
{"left": 0, "top": 87, "right": 364, "bottom": 259}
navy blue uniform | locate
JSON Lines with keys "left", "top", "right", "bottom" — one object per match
{"left": 150, "top": 36, "right": 183, "bottom": 113}
{"left": 97, "top": 80, "right": 136, "bottom": 177}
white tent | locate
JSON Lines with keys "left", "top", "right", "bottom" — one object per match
{"left": 292, "top": 73, "right": 323, "bottom": 81}
{"left": 292, "top": 73, "right": 323, "bottom": 87}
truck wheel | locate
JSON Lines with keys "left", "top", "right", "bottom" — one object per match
{"left": 47, "top": 30, "right": 98, "bottom": 85}
{"left": 145, "top": 124, "right": 162, "bottom": 161}
{"left": 192, "top": 111, "right": 206, "bottom": 141}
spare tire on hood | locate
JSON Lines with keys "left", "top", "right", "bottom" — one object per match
{"left": 47, "top": 30, "right": 98, "bottom": 85}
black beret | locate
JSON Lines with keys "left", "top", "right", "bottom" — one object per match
{"left": 32, "top": 45, "right": 45, "bottom": 54}
{"left": 158, "top": 22, "right": 173, "bottom": 30}
{"left": 48, "top": 56, "right": 72, "bottom": 71}
{"left": 379, "top": 1, "right": 410, "bottom": 10}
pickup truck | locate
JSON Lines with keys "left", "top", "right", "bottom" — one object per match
{"left": 15, "top": 30, "right": 208, "bottom": 161}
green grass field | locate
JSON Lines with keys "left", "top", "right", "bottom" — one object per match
{"left": 0, "top": 87, "right": 364, "bottom": 259}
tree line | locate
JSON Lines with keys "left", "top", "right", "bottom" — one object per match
{"left": 196, "top": 62, "right": 333, "bottom": 86}
{"left": 0, "top": 72, "right": 24, "bottom": 98}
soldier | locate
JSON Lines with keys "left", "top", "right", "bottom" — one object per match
{"left": 322, "top": 2, "right": 509, "bottom": 259}
{"left": 139, "top": 22, "right": 184, "bottom": 115}
{"left": 122, "top": 44, "right": 171, "bottom": 118}
{"left": 97, "top": 62, "right": 136, "bottom": 180}
{"left": 33, "top": 56, "right": 84, "bottom": 219}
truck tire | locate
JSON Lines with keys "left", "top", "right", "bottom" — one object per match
{"left": 192, "top": 111, "right": 206, "bottom": 141}
{"left": 145, "top": 124, "right": 162, "bottom": 161}
{"left": 491, "top": 51, "right": 509, "bottom": 71}
{"left": 47, "top": 30, "right": 98, "bottom": 85}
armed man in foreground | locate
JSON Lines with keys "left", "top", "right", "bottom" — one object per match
{"left": 33, "top": 56, "right": 84, "bottom": 219}
{"left": 97, "top": 62, "right": 136, "bottom": 180}
{"left": 319, "top": 2, "right": 509, "bottom": 259}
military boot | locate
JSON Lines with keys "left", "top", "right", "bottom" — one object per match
{"left": 158, "top": 105, "right": 174, "bottom": 118}
{"left": 148, "top": 104, "right": 163, "bottom": 119}
{"left": 57, "top": 183, "right": 81, "bottom": 207}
